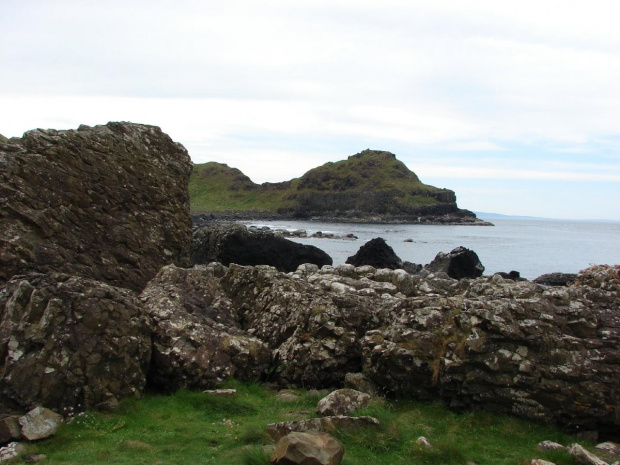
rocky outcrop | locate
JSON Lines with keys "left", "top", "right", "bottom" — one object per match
{"left": 141, "top": 265, "right": 270, "bottom": 391}
{"left": 345, "top": 238, "right": 404, "bottom": 269}
{"left": 0, "top": 273, "right": 152, "bottom": 413}
{"left": 534, "top": 273, "right": 578, "bottom": 287}
{"left": 424, "top": 246, "right": 485, "bottom": 279}
{"left": 190, "top": 223, "right": 332, "bottom": 272}
{"left": 0, "top": 122, "right": 192, "bottom": 292}
{"left": 190, "top": 150, "right": 493, "bottom": 225}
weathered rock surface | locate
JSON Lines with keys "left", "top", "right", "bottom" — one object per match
{"left": 534, "top": 273, "right": 578, "bottom": 287}
{"left": 316, "top": 389, "right": 373, "bottom": 416}
{"left": 141, "top": 265, "right": 270, "bottom": 391}
{"left": 0, "top": 416, "right": 21, "bottom": 444}
{"left": 18, "top": 407, "right": 63, "bottom": 441}
{"left": 270, "top": 431, "right": 344, "bottom": 465}
{"left": 191, "top": 223, "right": 332, "bottom": 272}
{"left": 0, "top": 273, "right": 152, "bottom": 412}
{"left": 267, "top": 416, "right": 381, "bottom": 441}
{"left": 569, "top": 443, "right": 609, "bottom": 465}
{"left": 0, "top": 122, "right": 192, "bottom": 292}
{"left": 424, "top": 246, "right": 485, "bottom": 279}
{"left": 345, "top": 237, "right": 406, "bottom": 270}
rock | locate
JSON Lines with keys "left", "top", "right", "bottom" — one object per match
{"left": 416, "top": 436, "right": 432, "bottom": 448}
{"left": 19, "top": 407, "right": 63, "bottom": 441}
{"left": 316, "top": 389, "right": 372, "bottom": 416}
{"left": 344, "top": 373, "right": 380, "bottom": 396}
{"left": 24, "top": 454, "right": 47, "bottom": 463}
{"left": 534, "top": 273, "right": 578, "bottom": 287}
{"left": 190, "top": 223, "right": 332, "bottom": 272}
{"left": 267, "top": 416, "right": 381, "bottom": 441}
{"left": 0, "top": 416, "right": 21, "bottom": 444}
{"left": 0, "top": 273, "right": 152, "bottom": 412}
{"left": 596, "top": 443, "right": 620, "bottom": 457}
{"left": 568, "top": 444, "right": 609, "bottom": 465}
{"left": 0, "top": 442, "right": 25, "bottom": 462}
{"left": 495, "top": 271, "right": 524, "bottom": 281}
{"left": 360, "top": 265, "right": 620, "bottom": 431}
{"left": 203, "top": 389, "right": 237, "bottom": 397}
{"left": 276, "top": 390, "right": 302, "bottom": 402}
{"left": 94, "top": 397, "right": 120, "bottom": 412}
{"left": 531, "top": 460, "right": 557, "bottom": 465}
{"left": 345, "top": 238, "right": 403, "bottom": 269}
{"left": 0, "top": 122, "right": 192, "bottom": 292}
{"left": 538, "top": 441, "right": 566, "bottom": 452}
{"left": 141, "top": 265, "right": 270, "bottom": 391}
{"left": 270, "top": 431, "right": 344, "bottom": 465}
{"left": 424, "top": 246, "right": 484, "bottom": 279}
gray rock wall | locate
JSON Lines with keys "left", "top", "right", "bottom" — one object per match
{"left": 0, "top": 122, "right": 192, "bottom": 292}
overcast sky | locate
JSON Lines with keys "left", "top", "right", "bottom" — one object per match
{"left": 2, "top": 1, "right": 620, "bottom": 220}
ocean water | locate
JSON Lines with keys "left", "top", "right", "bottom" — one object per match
{"left": 244, "top": 217, "right": 620, "bottom": 280}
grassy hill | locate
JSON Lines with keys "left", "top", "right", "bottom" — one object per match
{"left": 190, "top": 150, "right": 480, "bottom": 224}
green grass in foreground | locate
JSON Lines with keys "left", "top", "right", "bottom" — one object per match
{"left": 18, "top": 381, "right": 581, "bottom": 465}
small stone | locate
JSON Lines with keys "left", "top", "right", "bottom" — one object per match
{"left": 316, "top": 389, "right": 372, "bottom": 417}
{"left": 202, "top": 389, "right": 237, "bottom": 397}
{"left": 24, "top": 454, "right": 47, "bottom": 463}
{"left": 596, "top": 443, "right": 620, "bottom": 457}
{"left": 531, "top": 460, "right": 557, "bottom": 465}
{"left": 95, "top": 397, "right": 120, "bottom": 412}
{"left": 416, "top": 436, "right": 432, "bottom": 448}
{"left": 276, "top": 390, "right": 302, "bottom": 402}
{"left": 19, "top": 407, "right": 63, "bottom": 441}
{"left": 0, "top": 415, "right": 21, "bottom": 443}
{"left": 568, "top": 443, "right": 609, "bottom": 465}
{"left": 538, "top": 441, "right": 566, "bottom": 452}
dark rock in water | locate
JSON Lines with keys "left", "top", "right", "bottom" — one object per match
{"left": 534, "top": 272, "right": 578, "bottom": 286}
{"left": 424, "top": 246, "right": 484, "bottom": 279}
{"left": 345, "top": 238, "right": 403, "bottom": 269}
{"left": 190, "top": 223, "right": 332, "bottom": 272}
{"left": 494, "top": 271, "right": 525, "bottom": 281}
{"left": 0, "top": 122, "right": 192, "bottom": 292}
{"left": 141, "top": 264, "right": 270, "bottom": 391}
{"left": 0, "top": 273, "right": 152, "bottom": 412}
{"left": 402, "top": 261, "right": 423, "bottom": 275}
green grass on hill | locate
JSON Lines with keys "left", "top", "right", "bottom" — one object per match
{"left": 19, "top": 381, "right": 583, "bottom": 465}
{"left": 189, "top": 150, "right": 446, "bottom": 215}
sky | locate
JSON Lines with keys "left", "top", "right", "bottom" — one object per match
{"left": 2, "top": 1, "right": 620, "bottom": 220}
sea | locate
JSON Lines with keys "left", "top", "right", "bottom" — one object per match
{"left": 243, "top": 217, "right": 620, "bottom": 280}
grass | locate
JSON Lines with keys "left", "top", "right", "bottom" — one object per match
{"left": 16, "top": 381, "right": 583, "bottom": 465}
{"left": 189, "top": 150, "right": 446, "bottom": 215}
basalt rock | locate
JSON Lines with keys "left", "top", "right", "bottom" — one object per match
{"left": 190, "top": 223, "right": 332, "bottom": 273}
{"left": 534, "top": 273, "right": 578, "bottom": 287}
{"left": 0, "top": 122, "right": 192, "bottom": 292}
{"left": 424, "top": 246, "right": 484, "bottom": 279}
{"left": 0, "top": 273, "right": 152, "bottom": 412}
{"left": 345, "top": 237, "right": 404, "bottom": 270}
{"left": 141, "top": 264, "right": 270, "bottom": 391}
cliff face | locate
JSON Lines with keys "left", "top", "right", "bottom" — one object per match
{"left": 191, "top": 149, "right": 487, "bottom": 224}
{"left": 0, "top": 122, "right": 193, "bottom": 292}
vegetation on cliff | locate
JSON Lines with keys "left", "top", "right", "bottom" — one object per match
{"left": 190, "top": 150, "right": 480, "bottom": 223}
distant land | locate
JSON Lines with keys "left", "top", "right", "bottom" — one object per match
{"left": 190, "top": 149, "right": 492, "bottom": 225}
{"left": 474, "top": 212, "right": 543, "bottom": 220}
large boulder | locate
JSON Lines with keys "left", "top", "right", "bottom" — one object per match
{"left": 0, "top": 122, "right": 192, "bottom": 292}
{"left": 0, "top": 273, "right": 152, "bottom": 412}
{"left": 191, "top": 224, "right": 332, "bottom": 272}
{"left": 361, "top": 266, "right": 620, "bottom": 433}
{"left": 424, "top": 246, "right": 484, "bottom": 279}
{"left": 270, "top": 432, "right": 345, "bottom": 465}
{"left": 345, "top": 237, "right": 403, "bottom": 269}
{"left": 141, "top": 264, "right": 271, "bottom": 391}
{"left": 221, "top": 264, "right": 387, "bottom": 388}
